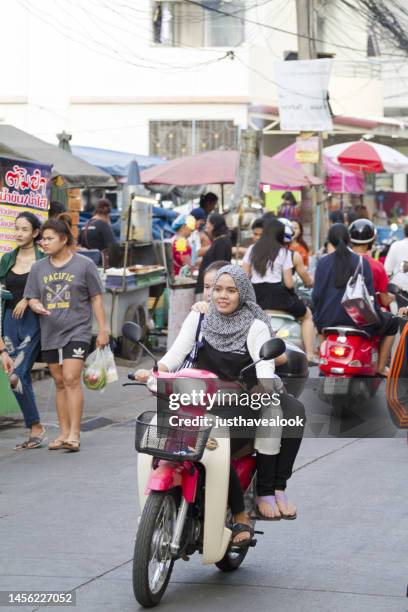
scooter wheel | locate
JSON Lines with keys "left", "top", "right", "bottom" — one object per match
{"left": 215, "top": 538, "right": 250, "bottom": 572}
{"left": 133, "top": 490, "right": 177, "bottom": 607}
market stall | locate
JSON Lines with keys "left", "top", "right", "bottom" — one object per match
{"left": 141, "top": 149, "right": 322, "bottom": 346}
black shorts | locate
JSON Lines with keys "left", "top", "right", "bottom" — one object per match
{"left": 253, "top": 282, "right": 307, "bottom": 319}
{"left": 42, "top": 341, "right": 90, "bottom": 365}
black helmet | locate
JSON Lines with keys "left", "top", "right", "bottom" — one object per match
{"left": 349, "top": 219, "right": 376, "bottom": 244}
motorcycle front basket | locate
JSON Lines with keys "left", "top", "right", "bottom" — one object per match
{"left": 135, "top": 410, "right": 211, "bottom": 462}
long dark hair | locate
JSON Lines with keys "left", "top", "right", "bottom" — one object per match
{"left": 16, "top": 212, "right": 42, "bottom": 242}
{"left": 41, "top": 213, "right": 74, "bottom": 247}
{"left": 251, "top": 218, "right": 285, "bottom": 276}
{"left": 292, "top": 220, "right": 309, "bottom": 253}
{"left": 208, "top": 213, "right": 229, "bottom": 238}
{"left": 328, "top": 223, "right": 353, "bottom": 288}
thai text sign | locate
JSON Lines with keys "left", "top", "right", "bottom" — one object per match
{"left": 275, "top": 59, "right": 333, "bottom": 132}
{"left": 0, "top": 157, "right": 52, "bottom": 254}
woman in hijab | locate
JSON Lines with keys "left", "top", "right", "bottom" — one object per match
{"left": 195, "top": 214, "right": 232, "bottom": 296}
{"left": 136, "top": 264, "right": 305, "bottom": 544}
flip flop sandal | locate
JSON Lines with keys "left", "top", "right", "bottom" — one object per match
{"left": 25, "top": 429, "right": 47, "bottom": 449}
{"left": 48, "top": 439, "right": 66, "bottom": 450}
{"left": 14, "top": 440, "right": 29, "bottom": 451}
{"left": 275, "top": 492, "right": 297, "bottom": 520}
{"left": 250, "top": 495, "right": 282, "bottom": 521}
{"left": 230, "top": 523, "right": 254, "bottom": 548}
{"left": 62, "top": 440, "right": 81, "bottom": 452}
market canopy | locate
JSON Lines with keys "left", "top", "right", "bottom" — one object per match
{"left": 72, "top": 145, "right": 164, "bottom": 177}
{"left": 141, "top": 150, "right": 322, "bottom": 188}
{"left": 0, "top": 125, "right": 115, "bottom": 188}
{"left": 272, "top": 143, "right": 365, "bottom": 194}
{"left": 324, "top": 141, "right": 408, "bottom": 174}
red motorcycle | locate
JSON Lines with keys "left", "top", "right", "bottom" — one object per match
{"left": 318, "top": 326, "right": 381, "bottom": 413}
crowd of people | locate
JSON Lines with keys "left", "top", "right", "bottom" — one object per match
{"left": 2, "top": 188, "right": 406, "bottom": 547}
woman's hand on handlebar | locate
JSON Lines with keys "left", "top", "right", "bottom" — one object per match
{"left": 134, "top": 369, "right": 151, "bottom": 382}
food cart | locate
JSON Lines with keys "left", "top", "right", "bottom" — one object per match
{"left": 91, "top": 191, "right": 167, "bottom": 362}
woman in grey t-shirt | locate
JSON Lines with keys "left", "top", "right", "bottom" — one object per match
{"left": 25, "top": 215, "right": 109, "bottom": 452}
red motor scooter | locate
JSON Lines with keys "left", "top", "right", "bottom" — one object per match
{"left": 122, "top": 321, "right": 306, "bottom": 608}
{"left": 318, "top": 326, "right": 381, "bottom": 413}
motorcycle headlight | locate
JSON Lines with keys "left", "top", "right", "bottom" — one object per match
{"left": 276, "top": 327, "right": 290, "bottom": 338}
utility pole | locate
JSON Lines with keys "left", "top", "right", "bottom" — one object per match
{"left": 295, "top": 0, "right": 326, "bottom": 252}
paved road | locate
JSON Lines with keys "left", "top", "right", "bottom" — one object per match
{"left": 0, "top": 364, "right": 407, "bottom": 612}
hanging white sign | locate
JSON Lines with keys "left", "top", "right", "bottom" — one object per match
{"left": 275, "top": 59, "right": 333, "bottom": 132}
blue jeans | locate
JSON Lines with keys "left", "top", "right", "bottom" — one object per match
{"left": 3, "top": 307, "right": 41, "bottom": 428}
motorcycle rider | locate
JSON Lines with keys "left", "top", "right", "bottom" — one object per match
{"left": 135, "top": 264, "right": 305, "bottom": 543}
{"left": 349, "top": 219, "right": 394, "bottom": 309}
{"left": 243, "top": 217, "right": 316, "bottom": 363}
{"left": 384, "top": 224, "right": 408, "bottom": 278}
{"left": 313, "top": 224, "right": 398, "bottom": 376}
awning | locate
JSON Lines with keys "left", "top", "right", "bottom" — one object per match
{"left": 0, "top": 125, "right": 115, "bottom": 188}
{"left": 72, "top": 145, "right": 165, "bottom": 177}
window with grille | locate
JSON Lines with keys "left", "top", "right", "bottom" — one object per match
{"left": 152, "top": 1, "right": 245, "bottom": 47}
{"left": 149, "top": 119, "right": 238, "bottom": 159}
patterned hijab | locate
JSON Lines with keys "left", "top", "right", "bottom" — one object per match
{"left": 201, "top": 264, "right": 274, "bottom": 354}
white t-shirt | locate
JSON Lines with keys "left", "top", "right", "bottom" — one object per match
{"left": 243, "top": 244, "right": 293, "bottom": 284}
{"left": 384, "top": 238, "right": 408, "bottom": 277}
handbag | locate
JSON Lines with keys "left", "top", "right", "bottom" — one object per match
{"left": 177, "top": 313, "right": 205, "bottom": 370}
{"left": 341, "top": 256, "right": 379, "bottom": 326}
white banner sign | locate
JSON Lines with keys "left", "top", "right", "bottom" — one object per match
{"left": 275, "top": 59, "right": 333, "bottom": 132}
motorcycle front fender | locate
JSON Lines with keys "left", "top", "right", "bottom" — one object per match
{"left": 200, "top": 431, "right": 231, "bottom": 565}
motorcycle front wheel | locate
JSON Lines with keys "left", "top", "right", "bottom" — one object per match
{"left": 133, "top": 490, "right": 177, "bottom": 608}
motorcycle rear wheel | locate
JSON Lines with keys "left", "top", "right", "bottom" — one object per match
{"left": 133, "top": 490, "right": 177, "bottom": 608}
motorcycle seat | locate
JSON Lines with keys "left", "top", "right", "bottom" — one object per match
{"left": 322, "top": 326, "right": 370, "bottom": 339}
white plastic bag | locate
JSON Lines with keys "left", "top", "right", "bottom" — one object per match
{"left": 83, "top": 348, "right": 107, "bottom": 391}
{"left": 102, "top": 345, "right": 118, "bottom": 384}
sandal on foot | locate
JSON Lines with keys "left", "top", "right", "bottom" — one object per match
{"left": 48, "top": 439, "right": 66, "bottom": 450}
{"left": 230, "top": 523, "right": 254, "bottom": 548}
{"left": 251, "top": 495, "right": 281, "bottom": 521}
{"left": 62, "top": 439, "right": 80, "bottom": 452}
{"left": 275, "top": 491, "right": 297, "bottom": 520}
{"left": 15, "top": 439, "right": 29, "bottom": 451}
{"left": 26, "top": 428, "right": 47, "bottom": 449}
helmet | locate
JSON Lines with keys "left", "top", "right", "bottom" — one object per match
{"left": 349, "top": 219, "right": 377, "bottom": 244}
{"left": 278, "top": 218, "right": 295, "bottom": 243}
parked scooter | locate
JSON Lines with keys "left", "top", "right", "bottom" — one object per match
{"left": 318, "top": 326, "right": 381, "bottom": 413}
{"left": 122, "top": 321, "right": 307, "bottom": 607}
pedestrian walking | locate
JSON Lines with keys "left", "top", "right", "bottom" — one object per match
{"left": 0, "top": 212, "right": 46, "bottom": 450}
{"left": 24, "top": 214, "right": 109, "bottom": 452}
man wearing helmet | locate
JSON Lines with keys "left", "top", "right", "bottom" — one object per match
{"left": 349, "top": 219, "right": 398, "bottom": 375}
{"left": 349, "top": 219, "right": 393, "bottom": 309}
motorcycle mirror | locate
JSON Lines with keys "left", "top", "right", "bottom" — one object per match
{"left": 259, "top": 338, "right": 286, "bottom": 361}
{"left": 122, "top": 321, "right": 143, "bottom": 343}
{"left": 121, "top": 322, "right": 158, "bottom": 371}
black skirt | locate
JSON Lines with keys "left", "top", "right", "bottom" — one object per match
{"left": 253, "top": 282, "right": 307, "bottom": 319}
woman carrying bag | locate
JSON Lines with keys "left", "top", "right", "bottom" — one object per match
{"left": 313, "top": 224, "right": 398, "bottom": 376}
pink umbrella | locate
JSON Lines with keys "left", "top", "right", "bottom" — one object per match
{"left": 325, "top": 141, "right": 408, "bottom": 174}
{"left": 141, "top": 150, "right": 322, "bottom": 188}
{"left": 272, "top": 143, "right": 365, "bottom": 194}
